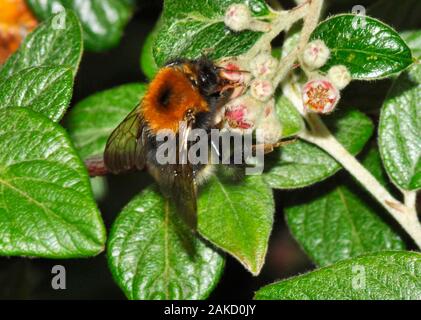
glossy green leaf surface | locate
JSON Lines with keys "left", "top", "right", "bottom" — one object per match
{"left": 379, "top": 63, "right": 421, "bottom": 190}
{"left": 0, "top": 10, "right": 82, "bottom": 79}
{"left": 360, "top": 145, "right": 393, "bottom": 189}
{"left": 276, "top": 95, "right": 304, "bottom": 138}
{"left": 311, "top": 14, "right": 413, "bottom": 80}
{"left": 140, "top": 18, "right": 162, "bottom": 80}
{"left": 0, "top": 108, "right": 106, "bottom": 258}
{"left": 198, "top": 174, "right": 274, "bottom": 275}
{"left": 67, "top": 83, "right": 147, "bottom": 160}
{"left": 264, "top": 109, "right": 374, "bottom": 189}
{"left": 401, "top": 30, "right": 421, "bottom": 58}
{"left": 0, "top": 66, "right": 73, "bottom": 121}
{"left": 285, "top": 175, "right": 404, "bottom": 267}
{"left": 153, "top": 0, "right": 270, "bottom": 66}
{"left": 255, "top": 251, "right": 421, "bottom": 300}
{"left": 26, "top": 0, "right": 134, "bottom": 51}
{"left": 108, "top": 187, "right": 224, "bottom": 300}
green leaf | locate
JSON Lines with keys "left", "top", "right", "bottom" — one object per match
{"left": 275, "top": 95, "right": 304, "bottom": 138}
{"left": 0, "top": 66, "right": 73, "bottom": 121}
{"left": 108, "top": 187, "right": 224, "bottom": 300}
{"left": 198, "top": 174, "right": 274, "bottom": 275}
{"left": 379, "top": 63, "right": 421, "bottom": 190}
{"left": 311, "top": 14, "right": 413, "bottom": 80}
{"left": 401, "top": 30, "right": 421, "bottom": 59}
{"left": 153, "top": 0, "right": 270, "bottom": 66}
{"left": 66, "top": 83, "right": 147, "bottom": 160}
{"left": 285, "top": 177, "right": 404, "bottom": 267}
{"left": 140, "top": 18, "right": 162, "bottom": 80}
{"left": 264, "top": 109, "right": 374, "bottom": 189}
{"left": 26, "top": 0, "right": 134, "bottom": 52}
{"left": 0, "top": 108, "right": 106, "bottom": 258}
{"left": 254, "top": 251, "right": 421, "bottom": 300}
{"left": 0, "top": 10, "right": 82, "bottom": 79}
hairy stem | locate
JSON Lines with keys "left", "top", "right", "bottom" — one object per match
{"left": 299, "top": 113, "right": 421, "bottom": 248}
{"left": 273, "top": 0, "right": 324, "bottom": 87}
{"left": 245, "top": 0, "right": 310, "bottom": 60}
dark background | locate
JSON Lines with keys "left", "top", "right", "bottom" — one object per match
{"left": 0, "top": 0, "right": 419, "bottom": 299}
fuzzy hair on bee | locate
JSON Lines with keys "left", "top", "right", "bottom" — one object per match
{"left": 104, "top": 57, "right": 236, "bottom": 229}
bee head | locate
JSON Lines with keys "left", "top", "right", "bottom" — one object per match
{"left": 194, "top": 58, "right": 220, "bottom": 96}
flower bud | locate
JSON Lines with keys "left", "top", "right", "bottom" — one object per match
{"left": 250, "top": 79, "right": 274, "bottom": 102}
{"left": 302, "top": 40, "right": 330, "bottom": 70}
{"left": 224, "top": 4, "right": 252, "bottom": 32}
{"left": 250, "top": 52, "right": 278, "bottom": 78}
{"left": 327, "top": 65, "right": 351, "bottom": 90}
{"left": 223, "top": 95, "right": 264, "bottom": 134}
{"left": 302, "top": 78, "right": 340, "bottom": 114}
{"left": 255, "top": 100, "right": 282, "bottom": 144}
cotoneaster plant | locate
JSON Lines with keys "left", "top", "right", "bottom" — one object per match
{"left": 0, "top": 0, "right": 420, "bottom": 300}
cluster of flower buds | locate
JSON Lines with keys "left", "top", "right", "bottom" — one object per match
{"left": 301, "top": 40, "right": 352, "bottom": 114}
{"left": 224, "top": 4, "right": 270, "bottom": 33}
{"left": 218, "top": 53, "right": 282, "bottom": 144}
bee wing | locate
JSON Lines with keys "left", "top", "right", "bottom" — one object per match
{"left": 104, "top": 104, "right": 147, "bottom": 174}
{"left": 156, "top": 120, "right": 198, "bottom": 230}
{"left": 163, "top": 164, "right": 198, "bottom": 230}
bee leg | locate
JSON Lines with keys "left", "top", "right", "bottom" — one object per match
{"left": 253, "top": 137, "right": 298, "bottom": 154}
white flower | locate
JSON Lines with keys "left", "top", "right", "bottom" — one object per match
{"left": 302, "top": 78, "right": 340, "bottom": 114}
{"left": 302, "top": 40, "right": 330, "bottom": 70}
{"left": 327, "top": 65, "right": 352, "bottom": 90}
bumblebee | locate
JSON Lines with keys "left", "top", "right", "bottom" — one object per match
{"left": 104, "top": 58, "right": 237, "bottom": 229}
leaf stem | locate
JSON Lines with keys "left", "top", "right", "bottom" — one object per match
{"left": 299, "top": 113, "right": 421, "bottom": 249}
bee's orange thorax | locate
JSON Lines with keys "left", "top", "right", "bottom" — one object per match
{"left": 142, "top": 67, "right": 209, "bottom": 133}
{"left": 0, "top": 0, "right": 38, "bottom": 64}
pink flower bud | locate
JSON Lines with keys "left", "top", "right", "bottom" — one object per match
{"left": 250, "top": 53, "right": 278, "bottom": 78}
{"left": 255, "top": 100, "right": 282, "bottom": 144}
{"left": 327, "top": 65, "right": 351, "bottom": 90}
{"left": 302, "top": 79, "right": 340, "bottom": 114}
{"left": 302, "top": 40, "right": 330, "bottom": 70}
{"left": 250, "top": 79, "right": 274, "bottom": 102}
{"left": 224, "top": 4, "right": 252, "bottom": 32}
{"left": 263, "top": 98, "right": 276, "bottom": 119}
